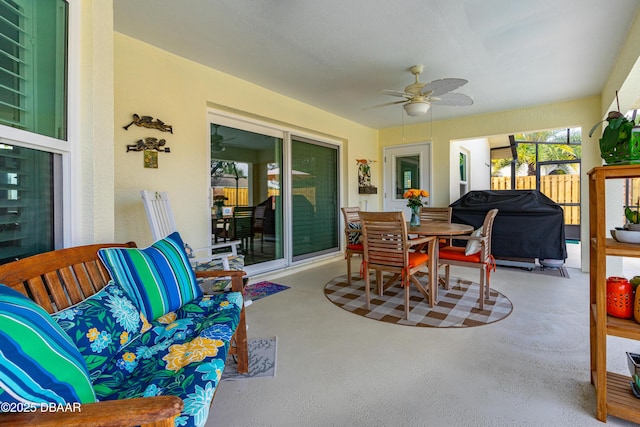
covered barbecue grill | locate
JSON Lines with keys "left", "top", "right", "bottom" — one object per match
{"left": 450, "top": 190, "right": 567, "bottom": 267}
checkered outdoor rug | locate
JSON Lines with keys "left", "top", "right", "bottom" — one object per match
{"left": 324, "top": 273, "right": 513, "bottom": 328}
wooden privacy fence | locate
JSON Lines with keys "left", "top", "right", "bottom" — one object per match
{"left": 220, "top": 188, "right": 249, "bottom": 206}
{"left": 218, "top": 187, "right": 316, "bottom": 207}
{"left": 627, "top": 178, "right": 640, "bottom": 208}
{"left": 491, "top": 175, "right": 580, "bottom": 225}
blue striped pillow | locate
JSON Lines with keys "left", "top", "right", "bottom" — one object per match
{"left": 0, "top": 284, "right": 95, "bottom": 405}
{"left": 98, "top": 232, "right": 201, "bottom": 321}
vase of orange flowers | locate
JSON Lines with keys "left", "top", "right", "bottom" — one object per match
{"left": 403, "top": 188, "right": 429, "bottom": 226}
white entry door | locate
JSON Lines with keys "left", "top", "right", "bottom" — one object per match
{"left": 383, "top": 143, "right": 431, "bottom": 218}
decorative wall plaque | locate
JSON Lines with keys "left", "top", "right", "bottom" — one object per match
{"left": 356, "top": 159, "right": 377, "bottom": 194}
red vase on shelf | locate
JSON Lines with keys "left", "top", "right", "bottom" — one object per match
{"left": 607, "top": 276, "right": 634, "bottom": 319}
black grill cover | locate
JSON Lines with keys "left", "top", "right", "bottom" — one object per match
{"left": 450, "top": 190, "right": 567, "bottom": 260}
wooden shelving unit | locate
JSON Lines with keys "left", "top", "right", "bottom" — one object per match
{"left": 589, "top": 164, "right": 640, "bottom": 423}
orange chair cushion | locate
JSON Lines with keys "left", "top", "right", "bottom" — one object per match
{"left": 439, "top": 246, "right": 481, "bottom": 263}
{"left": 408, "top": 251, "right": 429, "bottom": 268}
{"left": 347, "top": 243, "right": 363, "bottom": 251}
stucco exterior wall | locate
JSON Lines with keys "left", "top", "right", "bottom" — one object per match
{"left": 113, "top": 33, "right": 377, "bottom": 248}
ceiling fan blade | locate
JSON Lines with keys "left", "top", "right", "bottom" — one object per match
{"left": 421, "top": 78, "right": 468, "bottom": 97}
{"left": 212, "top": 136, "right": 236, "bottom": 144}
{"left": 429, "top": 92, "right": 473, "bottom": 106}
{"left": 379, "top": 89, "right": 412, "bottom": 98}
{"left": 364, "top": 100, "right": 407, "bottom": 110}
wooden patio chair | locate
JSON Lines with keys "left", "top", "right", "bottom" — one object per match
{"left": 227, "top": 206, "right": 255, "bottom": 255}
{"left": 341, "top": 207, "right": 363, "bottom": 285}
{"left": 419, "top": 206, "right": 452, "bottom": 223}
{"left": 359, "top": 211, "right": 437, "bottom": 320}
{"left": 253, "top": 204, "right": 267, "bottom": 251}
{"left": 419, "top": 206, "right": 453, "bottom": 247}
{"left": 438, "top": 208, "right": 498, "bottom": 310}
{"left": 141, "top": 190, "right": 241, "bottom": 268}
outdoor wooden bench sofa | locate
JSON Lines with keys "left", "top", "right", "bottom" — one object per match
{"left": 0, "top": 238, "right": 248, "bottom": 427}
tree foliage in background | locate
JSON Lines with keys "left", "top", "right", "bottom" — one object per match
{"left": 491, "top": 128, "right": 582, "bottom": 176}
{"left": 211, "top": 160, "right": 246, "bottom": 179}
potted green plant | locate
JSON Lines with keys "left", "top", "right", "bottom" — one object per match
{"left": 625, "top": 200, "right": 640, "bottom": 231}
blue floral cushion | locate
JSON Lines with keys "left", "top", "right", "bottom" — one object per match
{"left": 93, "top": 291, "right": 243, "bottom": 427}
{"left": 98, "top": 231, "right": 202, "bottom": 321}
{"left": 52, "top": 281, "right": 149, "bottom": 381}
{"left": 0, "top": 284, "right": 95, "bottom": 405}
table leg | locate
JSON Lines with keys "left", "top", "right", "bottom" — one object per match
{"left": 429, "top": 239, "right": 438, "bottom": 306}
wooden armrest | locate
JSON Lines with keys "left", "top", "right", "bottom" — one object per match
{"left": 448, "top": 236, "right": 486, "bottom": 242}
{"left": 0, "top": 395, "right": 183, "bottom": 427}
{"left": 195, "top": 270, "right": 247, "bottom": 293}
{"left": 194, "top": 240, "right": 242, "bottom": 257}
{"left": 408, "top": 236, "right": 436, "bottom": 248}
{"left": 194, "top": 270, "right": 246, "bottom": 279}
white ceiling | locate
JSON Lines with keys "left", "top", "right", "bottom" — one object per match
{"left": 113, "top": 0, "right": 640, "bottom": 130}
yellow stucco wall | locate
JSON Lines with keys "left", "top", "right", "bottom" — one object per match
{"left": 113, "top": 33, "right": 378, "bottom": 248}
{"left": 378, "top": 96, "right": 603, "bottom": 268}
{"left": 70, "top": 1, "right": 116, "bottom": 245}
{"left": 100, "top": 9, "right": 640, "bottom": 272}
{"left": 379, "top": 96, "right": 602, "bottom": 207}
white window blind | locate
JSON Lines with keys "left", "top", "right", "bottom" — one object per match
{"left": 0, "top": 0, "right": 67, "bottom": 139}
{"left": 0, "top": 0, "right": 67, "bottom": 263}
{"left": 0, "top": 0, "right": 30, "bottom": 130}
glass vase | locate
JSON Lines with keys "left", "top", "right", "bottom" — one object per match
{"left": 215, "top": 203, "right": 224, "bottom": 218}
{"left": 410, "top": 206, "right": 421, "bottom": 226}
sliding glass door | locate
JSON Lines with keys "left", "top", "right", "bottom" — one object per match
{"left": 291, "top": 136, "right": 338, "bottom": 261}
{"left": 208, "top": 113, "right": 340, "bottom": 273}
{"left": 209, "top": 120, "right": 284, "bottom": 272}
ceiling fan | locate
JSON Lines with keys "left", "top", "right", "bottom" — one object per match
{"left": 210, "top": 124, "right": 236, "bottom": 152}
{"left": 379, "top": 65, "right": 473, "bottom": 116}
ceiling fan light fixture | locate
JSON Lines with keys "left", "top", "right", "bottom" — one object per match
{"left": 403, "top": 102, "right": 430, "bottom": 116}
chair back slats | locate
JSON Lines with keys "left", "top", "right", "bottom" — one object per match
{"left": 340, "top": 207, "right": 364, "bottom": 285}
{"left": 72, "top": 263, "right": 100, "bottom": 297}
{"left": 359, "top": 210, "right": 436, "bottom": 317}
{"left": 253, "top": 205, "right": 266, "bottom": 231}
{"left": 44, "top": 270, "right": 77, "bottom": 310}
{"left": 57, "top": 267, "right": 85, "bottom": 304}
{"left": 342, "top": 207, "right": 361, "bottom": 225}
{"left": 141, "top": 190, "right": 177, "bottom": 241}
{"left": 341, "top": 207, "right": 361, "bottom": 236}
{"left": 420, "top": 207, "right": 452, "bottom": 222}
{"left": 231, "top": 206, "right": 255, "bottom": 238}
{"left": 82, "top": 260, "right": 112, "bottom": 293}
{"left": 359, "top": 212, "right": 409, "bottom": 269}
{"left": 26, "top": 277, "right": 55, "bottom": 313}
{"left": 0, "top": 242, "right": 136, "bottom": 314}
{"left": 480, "top": 209, "right": 499, "bottom": 260}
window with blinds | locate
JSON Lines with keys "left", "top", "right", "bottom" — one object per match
{"left": 0, "top": 0, "right": 67, "bottom": 263}
{"left": 0, "top": 0, "right": 68, "bottom": 139}
{"left": 0, "top": 144, "right": 58, "bottom": 263}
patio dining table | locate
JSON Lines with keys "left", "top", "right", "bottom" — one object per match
{"left": 407, "top": 221, "right": 474, "bottom": 304}
{"left": 408, "top": 222, "right": 474, "bottom": 237}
